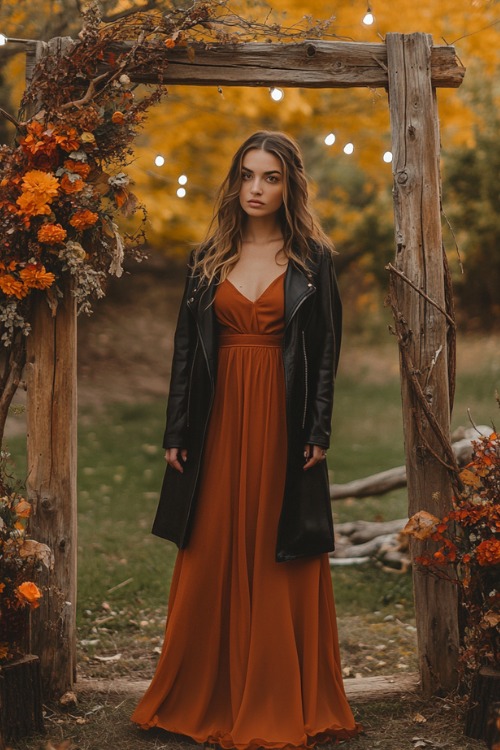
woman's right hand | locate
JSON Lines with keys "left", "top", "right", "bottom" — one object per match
{"left": 165, "top": 447, "right": 188, "bottom": 473}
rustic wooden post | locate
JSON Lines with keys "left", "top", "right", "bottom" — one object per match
{"left": 386, "top": 32, "right": 459, "bottom": 695}
{"left": 26, "top": 279, "right": 77, "bottom": 699}
{"left": 24, "top": 40, "right": 77, "bottom": 700}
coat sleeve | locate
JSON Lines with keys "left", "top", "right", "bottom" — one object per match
{"left": 303, "top": 250, "right": 342, "bottom": 449}
{"left": 162, "top": 252, "right": 196, "bottom": 450}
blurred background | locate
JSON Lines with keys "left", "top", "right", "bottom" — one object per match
{"left": 1, "top": 0, "right": 499, "bottom": 680}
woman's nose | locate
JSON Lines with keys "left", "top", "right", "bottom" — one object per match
{"left": 250, "top": 180, "right": 263, "bottom": 194}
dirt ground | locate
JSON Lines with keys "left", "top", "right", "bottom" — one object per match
{"left": 15, "top": 683, "right": 486, "bottom": 750}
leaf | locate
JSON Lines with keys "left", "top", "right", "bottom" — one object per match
{"left": 412, "top": 712, "right": 427, "bottom": 723}
{"left": 459, "top": 468, "right": 482, "bottom": 488}
{"left": 403, "top": 511, "right": 440, "bottom": 540}
{"left": 108, "top": 221, "right": 124, "bottom": 278}
{"left": 19, "top": 539, "right": 54, "bottom": 569}
{"left": 94, "top": 653, "right": 122, "bottom": 662}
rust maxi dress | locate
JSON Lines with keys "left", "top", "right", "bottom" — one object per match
{"left": 131, "top": 272, "right": 360, "bottom": 748}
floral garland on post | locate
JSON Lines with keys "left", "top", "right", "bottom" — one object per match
{"left": 0, "top": 451, "right": 52, "bottom": 661}
{"left": 404, "top": 427, "right": 500, "bottom": 684}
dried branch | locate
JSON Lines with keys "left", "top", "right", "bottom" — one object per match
{"left": 0, "top": 332, "right": 27, "bottom": 446}
{"left": 386, "top": 262, "right": 456, "bottom": 328}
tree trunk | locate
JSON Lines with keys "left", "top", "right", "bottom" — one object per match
{"left": 0, "top": 655, "right": 44, "bottom": 747}
{"left": 26, "top": 283, "right": 77, "bottom": 699}
{"left": 386, "top": 32, "right": 460, "bottom": 696}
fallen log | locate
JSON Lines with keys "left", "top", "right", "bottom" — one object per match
{"left": 335, "top": 518, "right": 407, "bottom": 544}
{"left": 330, "top": 425, "right": 492, "bottom": 500}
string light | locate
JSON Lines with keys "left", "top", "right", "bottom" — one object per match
{"left": 154, "top": 155, "right": 165, "bottom": 167}
{"left": 178, "top": 174, "right": 188, "bottom": 185}
{"left": 270, "top": 87, "right": 284, "bottom": 102}
{"left": 362, "top": 6, "right": 374, "bottom": 25}
{"left": 324, "top": 133, "right": 336, "bottom": 146}
{"left": 177, "top": 187, "right": 187, "bottom": 198}
{"left": 0, "top": 34, "right": 7, "bottom": 46}
{"left": 343, "top": 143, "right": 354, "bottom": 155}
{"left": 383, "top": 151, "right": 393, "bottom": 163}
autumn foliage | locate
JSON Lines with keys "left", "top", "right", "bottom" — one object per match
{"left": 404, "top": 431, "right": 500, "bottom": 677}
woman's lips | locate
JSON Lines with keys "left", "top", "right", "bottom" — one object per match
{"left": 248, "top": 200, "right": 264, "bottom": 206}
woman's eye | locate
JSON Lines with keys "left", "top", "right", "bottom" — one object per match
{"left": 242, "top": 172, "right": 252, "bottom": 180}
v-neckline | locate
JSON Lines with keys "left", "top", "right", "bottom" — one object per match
{"left": 225, "top": 270, "right": 287, "bottom": 305}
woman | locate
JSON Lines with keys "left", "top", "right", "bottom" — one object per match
{"left": 132, "top": 131, "right": 361, "bottom": 747}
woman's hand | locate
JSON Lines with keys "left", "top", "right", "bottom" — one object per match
{"left": 303, "top": 444, "right": 327, "bottom": 471}
{"left": 165, "top": 447, "right": 188, "bottom": 473}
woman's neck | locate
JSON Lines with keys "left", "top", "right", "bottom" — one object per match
{"left": 241, "top": 216, "right": 282, "bottom": 244}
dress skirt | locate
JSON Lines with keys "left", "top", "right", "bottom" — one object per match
{"left": 131, "top": 272, "right": 360, "bottom": 748}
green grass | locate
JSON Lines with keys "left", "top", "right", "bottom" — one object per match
{"left": 4, "top": 336, "right": 498, "bottom": 679}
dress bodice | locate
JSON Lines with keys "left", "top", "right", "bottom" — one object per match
{"left": 214, "top": 273, "right": 285, "bottom": 336}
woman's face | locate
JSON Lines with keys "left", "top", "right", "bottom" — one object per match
{"left": 239, "top": 149, "right": 284, "bottom": 219}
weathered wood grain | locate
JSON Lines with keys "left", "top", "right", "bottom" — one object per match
{"left": 386, "top": 32, "right": 459, "bottom": 696}
{"left": 102, "top": 40, "right": 464, "bottom": 89}
{"left": 26, "top": 282, "right": 77, "bottom": 699}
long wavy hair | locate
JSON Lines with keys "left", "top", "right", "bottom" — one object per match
{"left": 194, "top": 131, "right": 333, "bottom": 283}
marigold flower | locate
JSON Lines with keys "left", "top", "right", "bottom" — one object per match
{"left": 60, "top": 173, "right": 85, "bottom": 194}
{"left": 21, "top": 169, "right": 59, "bottom": 200}
{"left": 16, "top": 191, "right": 52, "bottom": 217}
{"left": 64, "top": 160, "right": 91, "bottom": 179}
{"left": 0, "top": 274, "right": 28, "bottom": 299}
{"left": 476, "top": 539, "right": 500, "bottom": 567}
{"left": 15, "top": 581, "right": 42, "bottom": 608}
{"left": 111, "top": 111, "right": 125, "bottom": 124}
{"left": 69, "top": 209, "right": 99, "bottom": 230}
{"left": 37, "top": 223, "right": 67, "bottom": 244}
{"left": 19, "top": 264, "right": 56, "bottom": 290}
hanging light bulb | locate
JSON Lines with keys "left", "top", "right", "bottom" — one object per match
{"left": 362, "top": 6, "right": 374, "bottom": 25}
{"left": 383, "top": 151, "right": 393, "bottom": 163}
{"left": 154, "top": 155, "right": 165, "bottom": 167}
{"left": 0, "top": 34, "right": 7, "bottom": 46}
{"left": 270, "top": 87, "right": 284, "bottom": 102}
{"left": 178, "top": 174, "right": 188, "bottom": 185}
{"left": 324, "top": 133, "right": 336, "bottom": 146}
{"left": 177, "top": 187, "right": 187, "bottom": 198}
{"left": 343, "top": 143, "right": 354, "bottom": 155}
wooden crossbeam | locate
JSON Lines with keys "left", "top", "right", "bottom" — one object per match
{"left": 26, "top": 39, "right": 463, "bottom": 89}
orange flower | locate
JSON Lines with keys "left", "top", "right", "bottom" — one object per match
{"left": 37, "top": 223, "right": 67, "bottom": 244}
{"left": 0, "top": 274, "right": 27, "bottom": 299}
{"left": 476, "top": 539, "right": 500, "bottom": 567}
{"left": 21, "top": 169, "right": 59, "bottom": 200}
{"left": 15, "top": 581, "right": 42, "bottom": 609}
{"left": 16, "top": 191, "right": 52, "bottom": 217}
{"left": 54, "top": 127, "right": 80, "bottom": 152}
{"left": 60, "top": 173, "right": 85, "bottom": 194}
{"left": 19, "top": 264, "right": 55, "bottom": 290}
{"left": 0, "top": 260, "right": 17, "bottom": 271}
{"left": 165, "top": 38, "right": 176, "bottom": 48}
{"left": 20, "top": 122, "right": 57, "bottom": 158}
{"left": 69, "top": 209, "right": 99, "bottom": 230}
{"left": 64, "top": 160, "right": 91, "bottom": 179}
{"left": 111, "top": 111, "right": 125, "bottom": 124}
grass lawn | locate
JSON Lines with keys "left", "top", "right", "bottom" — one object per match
{"left": 5, "top": 333, "right": 498, "bottom": 686}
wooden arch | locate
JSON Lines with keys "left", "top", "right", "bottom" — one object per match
{"left": 24, "top": 34, "right": 465, "bottom": 699}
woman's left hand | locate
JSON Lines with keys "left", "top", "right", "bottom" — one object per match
{"left": 303, "top": 444, "right": 327, "bottom": 471}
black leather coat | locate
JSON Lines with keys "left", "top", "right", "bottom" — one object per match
{"left": 152, "top": 245, "right": 342, "bottom": 562}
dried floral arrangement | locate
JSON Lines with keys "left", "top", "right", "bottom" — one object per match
{"left": 404, "top": 427, "right": 500, "bottom": 683}
{"left": 0, "top": 450, "right": 52, "bottom": 661}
